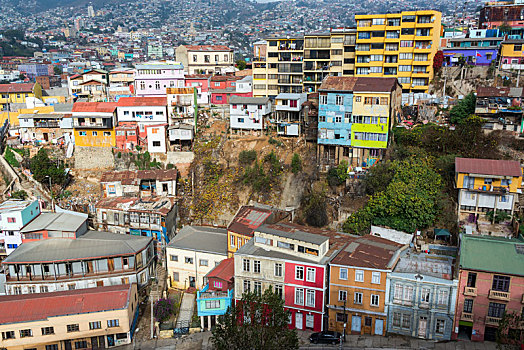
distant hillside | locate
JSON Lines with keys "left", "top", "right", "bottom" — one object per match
{"left": 2, "top": 0, "right": 132, "bottom": 14}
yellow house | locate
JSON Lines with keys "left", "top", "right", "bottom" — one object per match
{"left": 354, "top": 10, "right": 442, "bottom": 93}
{"left": 328, "top": 235, "right": 403, "bottom": 337}
{"left": 0, "top": 284, "right": 138, "bottom": 350}
{"left": 500, "top": 39, "right": 524, "bottom": 70}
{"left": 455, "top": 157, "right": 522, "bottom": 227}
{"left": 0, "top": 82, "right": 43, "bottom": 109}
{"left": 72, "top": 102, "right": 117, "bottom": 147}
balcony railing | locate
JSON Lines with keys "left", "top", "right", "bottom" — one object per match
{"left": 35, "top": 121, "right": 59, "bottom": 128}
{"left": 485, "top": 316, "right": 502, "bottom": 326}
{"left": 464, "top": 287, "right": 477, "bottom": 296}
{"left": 393, "top": 298, "right": 413, "bottom": 306}
{"left": 198, "top": 291, "right": 229, "bottom": 299}
{"left": 461, "top": 313, "right": 473, "bottom": 321}
{"left": 489, "top": 290, "right": 510, "bottom": 301}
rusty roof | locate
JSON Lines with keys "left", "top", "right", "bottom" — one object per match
{"left": 117, "top": 96, "right": 167, "bottom": 107}
{"left": 0, "top": 284, "right": 132, "bottom": 325}
{"left": 0, "top": 83, "right": 34, "bottom": 93}
{"left": 330, "top": 234, "right": 404, "bottom": 269}
{"left": 184, "top": 45, "right": 233, "bottom": 52}
{"left": 319, "top": 76, "right": 358, "bottom": 92}
{"left": 476, "top": 86, "right": 524, "bottom": 98}
{"left": 95, "top": 196, "right": 175, "bottom": 215}
{"left": 210, "top": 75, "right": 242, "bottom": 82}
{"left": 185, "top": 74, "right": 212, "bottom": 79}
{"left": 455, "top": 157, "right": 522, "bottom": 177}
{"left": 227, "top": 205, "right": 273, "bottom": 236}
{"left": 352, "top": 77, "right": 400, "bottom": 93}
{"left": 166, "top": 87, "right": 194, "bottom": 94}
{"left": 72, "top": 102, "right": 117, "bottom": 113}
{"left": 206, "top": 257, "right": 234, "bottom": 283}
{"left": 100, "top": 169, "right": 178, "bottom": 184}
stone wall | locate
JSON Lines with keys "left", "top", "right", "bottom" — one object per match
{"left": 74, "top": 146, "right": 115, "bottom": 169}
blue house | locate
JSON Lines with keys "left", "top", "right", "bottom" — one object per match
{"left": 196, "top": 258, "right": 234, "bottom": 330}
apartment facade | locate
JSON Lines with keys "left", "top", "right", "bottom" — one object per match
{"left": 115, "top": 96, "right": 167, "bottom": 142}
{"left": 354, "top": 11, "right": 442, "bottom": 93}
{"left": 175, "top": 45, "right": 234, "bottom": 74}
{"left": 166, "top": 226, "right": 228, "bottom": 290}
{"left": 475, "top": 86, "right": 524, "bottom": 133}
{"left": 0, "top": 284, "right": 138, "bottom": 350}
{"left": 184, "top": 74, "right": 211, "bottom": 105}
{"left": 71, "top": 102, "right": 117, "bottom": 148}
{"left": 452, "top": 234, "right": 524, "bottom": 342}
{"left": 134, "top": 62, "right": 184, "bottom": 97}
{"left": 274, "top": 93, "right": 307, "bottom": 136}
{"left": 229, "top": 96, "right": 271, "bottom": 133}
{"left": 442, "top": 37, "right": 502, "bottom": 67}
{"left": 0, "top": 83, "right": 43, "bottom": 113}
{"left": 328, "top": 235, "right": 403, "bottom": 337}
{"left": 2, "top": 231, "right": 155, "bottom": 295}
{"left": 0, "top": 200, "right": 40, "bottom": 259}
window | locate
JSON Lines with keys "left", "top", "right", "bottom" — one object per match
{"left": 230, "top": 235, "right": 235, "bottom": 247}
{"left": 185, "top": 257, "right": 194, "bottom": 264}
{"left": 355, "top": 270, "right": 364, "bottom": 282}
{"left": 355, "top": 96, "right": 361, "bottom": 103}
{"left": 275, "top": 263, "right": 282, "bottom": 277}
{"left": 243, "top": 280, "right": 251, "bottom": 293}
{"left": 253, "top": 260, "right": 261, "bottom": 273}
{"left": 514, "top": 44, "right": 522, "bottom": 52}
{"left": 371, "top": 272, "right": 381, "bottom": 284}
{"left": 20, "top": 329, "right": 32, "bottom": 337}
{"left": 399, "top": 65, "right": 412, "bottom": 72}
{"left": 435, "top": 319, "right": 445, "bottom": 335}
{"left": 92, "top": 131, "right": 98, "bottom": 136}
{"left": 295, "top": 288, "right": 304, "bottom": 305}
{"left": 336, "top": 313, "right": 348, "bottom": 322}
{"left": 306, "top": 267, "right": 315, "bottom": 282}
{"left": 295, "top": 266, "right": 304, "bottom": 280}
{"left": 89, "top": 321, "right": 101, "bottom": 330}
{"left": 365, "top": 317, "right": 372, "bottom": 327}
{"left": 170, "top": 255, "right": 178, "bottom": 262}
{"left": 46, "top": 345, "right": 59, "bottom": 350}
{"left": 28, "top": 286, "right": 36, "bottom": 293}
{"left": 254, "top": 281, "right": 262, "bottom": 294}
{"left": 152, "top": 141, "right": 161, "bottom": 147}
{"left": 107, "top": 319, "right": 119, "bottom": 328}
{"left": 335, "top": 95, "right": 343, "bottom": 105}
{"left": 492, "top": 275, "right": 510, "bottom": 292}
{"left": 463, "top": 299, "right": 473, "bottom": 313}
{"left": 305, "top": 289, "right": 315, "bottom": 307}
{"left": 421, "top": 288, "right": 430, "bottom": 303}
{"left": 335, "top": 116, "right": 342, "bottom": 123}
{"left": 319, "top": 95, "right": 327, "bottom": 105}
{"left": 339, "top": 268, "right": 348, "bottom": 280}
{"left": 213, "top": 281, "right": 222, "bottom": 288}
{"left": 41, "top": 327, "right": 54, "bottom": 335}
{"left": 467, "top": 272, "right": 477, "bottom": 287}
{"left": 40, "top": 285, "right": 48, "bottom": 293}
{"left": 372, "top": 18, "right": 385, "bottom": 25}
{"left": 199, "top": 259, "right": 208, "bottom": 266}
{"left": 173, "top": 272, "right": 179, "bottom": 281}
{"left": 392, "top": 312, "right": 401, "bottom": 327}
{"left": 401, "top": 314, "right": 411, "bottom": 329}
{"left": 243, "top": 259, "right": 250, "bottom": 272}
{"left": 339, "top": 290, "right": 347, "bottom": 301}
{"left": 275, "top": 284, "right": 283, "bottom": 298}
{"left": 354, "top": 292, "right": 363, "bottom": 304}
{"left": 437, "top": 290, "right": 448, "bottom": 305}
{"left": 7, "top": 217, "right": 16, "bottom": 223}
{"left": 488, "top": 302, "right": 506, "bottom": 318}
{"left": 205, "top": 300, "right": 220, "bottom": 309}
{"left": 67, "top": 324, "right": 79, "bottom": 332}
{"left": 371, "top": 294, "right": 379, "bottom": 306}
{"left": 2, "top": 331, "right": 15, "bottom": 340}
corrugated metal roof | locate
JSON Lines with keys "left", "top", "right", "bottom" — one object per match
{"left": 100, "top": 169, "right": 177, "bottom": 185}
{"left": 184, "top": 45, "right": 233, "bottom": 52}
{"left": 0, "top": 284, "right": 132, "bottom": 325}
{"left": 455, "top": 157, "right": 522, "bottom": 177}
{"left": 166, "top": 226, "right": 228, "bottom": 255}
{"left": 205, "top": 257, "right": 234, "bottom": 282}
{"left": 117, "top": 96, "right": 167, "bottom": 107}
{"left": 0, "top": 83, "right": 35, "bottom": 93}
{"left": 20, "top": 212, "right": 87, "bottom": 234}
{"left": 330, "top": 235, "right": 403, "bottom": 269}
{"left": 352, "top": 77, "right": 400, "bottom": 93}
{"left": 319, "top": 76, "right": 358, "bottom": 92}
{"left": 227, "top": 206, "right": 273, "bottom": 236}
{"left": 72, "top": 102, "right": 117, "bottom": 113}
{"left": 95, "top": 197, "right": 175, "bottom": 215}
{"left": 257, "top": 223, "right": 329, "bottom": 245}
{"left": 229, "top": 96, "right": 269, "bottom": 104}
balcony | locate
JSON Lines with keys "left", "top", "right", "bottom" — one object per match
{"left": 198, "top": 290, "right": 229, "bottom": 299}
{"left": 485, "top": 316, "right": 502, "bottom": 326}
{"left": 489, "top": 290, "right": 510, "bottom": 301}
{"left": 393, "top": 298, "right": 413, "bottom": 306}
{"left": 461, "top": 313, "right": 474, "bottom": 322}
{"left": 464, "top": 287, "right": 477, "bottom": 296}
{"left": 35, "top": 121, "right": 60, "bottom": 128}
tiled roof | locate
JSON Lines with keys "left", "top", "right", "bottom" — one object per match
{"left": 330, "top": 234, "right": 404, "bottom": 269}
{"left": 455, "top": 157, "right": 522, "bottom": 177}
{"left": 0, "top": 284, "right": 132, "bottom": 325}
{"left": 185, "top": 74, "right": 212, "bottom": 79}
{"left": 117, "top": 96, "right": 167, "bottom": 107}
{"left": 206, "top": 257, "right": 234, "bottom": 282}
{"left": 0, "top": 83, "right": 35, "bottom": 93}
{"left": 210, "top": 75, "right": 242, "bottom": 82}
{"left": 72, "top": 102, "right": 117, "bottom": 113}
{"left": 184, "top": 45, "right": 233, "bottom": 52}
{"left": 100, "top": 169, "right": 178, "bottom": 184}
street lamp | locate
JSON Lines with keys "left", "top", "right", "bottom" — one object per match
{"left": 45, "top": 175, "right": 53, "bottom": 212}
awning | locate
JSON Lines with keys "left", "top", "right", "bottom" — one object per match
{"left": 434, "top": 228, "right": 451, "bottom": 237}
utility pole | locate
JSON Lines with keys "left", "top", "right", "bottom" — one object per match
{"left": 517, "top": 69, "right": 521, "bottom": 87}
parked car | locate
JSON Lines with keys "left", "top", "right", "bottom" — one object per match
{"left": 309, "top": 331, "right": 343, "bottom": 344}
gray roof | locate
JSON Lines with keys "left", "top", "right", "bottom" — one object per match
{"left": 0, "top": 200, "right": 34, "bottom": 213}
{"left": 167, "top": 226, "right": 228, "bottom": 255}
{"left": 236, "top": 239, "right": 327, "bottom": 264}
{"left": 229, "top": 96, "right": 269, "bottom": 105}
{"left": 3, "top": 231, "right": 152, "bottom": 263}
{"left": 18, "top": 113, "right": 67, "bottom": 119}
{"left": 276, "top": 93, "right": 304, "bottom": 100}
{"left": 257, "top": 223, "right": 329, "bottom": 245}
{"left": 393, "top": 250, "right": 455, "bottom": 280}
{"left": 52, "top": 103, "right": 74, "bottom": 112}
{"left": 20, "top": 212, "right": 87, "bottom": 234}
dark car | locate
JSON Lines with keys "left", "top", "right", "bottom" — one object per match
{"left": 309, "top": 331, "right": 343, "bottom": 345}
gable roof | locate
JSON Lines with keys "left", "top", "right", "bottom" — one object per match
{"left": 455, "top": 157, "right": 522, "bottom": 177}
{"left": 0, "top": 284, "right": 132, "bottom": 325}
{"left": 100, "top": 169, "right": 177, "bottom": 185}
{"left": 117, "top": 96, "right": 167, "bottom": 107}
{"left": 318, "top": 76, "right": 358, "bottom": 92}
{"left": 352, "top": 77, "right": 400, "bottom": 93}
{"left": 72, "top": 102, "right": 117, "bottom": 113}
{"left": 167, "top": 225, "right": 228, "bottom": 255}
{"left": 206, "top": 257, "right": 234, "bottom": 282}
{"left": 0, "top": 83, "right": 35, "bottom": 93}
{"left": 20, "top": 212, "right": 87, "bottom": 234}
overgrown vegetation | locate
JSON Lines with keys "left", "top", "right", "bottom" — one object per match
{"left": 133, "top": 151, "right": 162, "bottom": 170}
{"left": 495, "top": 312, "right": 523, "bottom": 349}
{"left": 29, "top": 148, "right": 67, "bottom": 186}
{"left": 10, "top": 190, "right": 28, "bottom": 199}
{"left": 242, "top": 151, "right": 282, "bottom": 195}
{"left": 239, "top": 150, "right": 257, "bottom": 167}
{"left": 486, "top": 210, "right": 511, "bottom": 224}
{"left": 153, "top": 298, "right": 175, "bottom": 322}
{"left": 449, "top": 92, "right": 476, "bottom": 124}
{"left": 291, "top": 153, "right": 302, "bottom": 174}
{"left": 4, "top": 146, "right": 20, "bottom": 168}
{"left": 327, "top": 160, "right": 348, "bottom": 186}
{"left": 301, "top": 188, "right": 328, "bottom": 227}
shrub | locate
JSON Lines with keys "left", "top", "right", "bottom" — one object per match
{"left": 11, "top": 190, "right": 27, "bottom": 199}
{"left": 5, "top": 146, "right": 20, "bottom": 168}
{"left": 291, "top": 153, "right": 302, "bottom": 174}
{"left": 117, "top": 151, "right": 122, "bottom": 158}
{"left": 153, "top": 298, "right": 175, "bottom": 322}
{"left": 239, "top": 150, "right": 257, "bottom": 166}
{"left": 486, "top": 210, "right": 511, "bottom": 224}
{"left": 301, "top": 190, "right": 328, "bottom": 227}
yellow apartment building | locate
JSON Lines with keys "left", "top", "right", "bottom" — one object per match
{"left": 71, "top": 102, "right": 117, "bottom": 148}
{"left": 0, "top": 82, "right": 43, "bottom": 113}
{"left": 0, "top": 284, "right": 138, "bottom": 350}
{"left": 354, "top": 10, "right": 442, "bottom": 93}
{"left": 328, "top": 235, "right": 403, "bottom": 336}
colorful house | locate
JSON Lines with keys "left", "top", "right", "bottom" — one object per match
{"left": 442, "top": 37, "right": 502, "bottom": 67}
{"left": 99, "top": 169, "right": 177, "bottom": 198}
{"left": 328, "top": 235, "right": 403, "bottom": 337}
{"left": 274, "top": 93, "right": 307, "bottom": 136}
{"left": 184, "top": 74, "right": 211, "bottom": 105}
{"left": 197, "top": 258, "right": 235, "bottom": 330}
{"left": 0, "top": 82, "right": 43, "bottom": 112}
{"left": 500, "top": 40, "right": 524, "bottom": 71}
{"left": 0, "top": 200, "right": 40, "bottom": 259}
{"left": 210, "top": 75, "right": 252, "bottom": 105}
{"left": 134, "top": 62, "right": 184, "bottom": 97}
{"left": 452, "top": 234, "right": 524, "bottom": 342}
{"left": 115, "top": 96, "right": 168, "bottom": 143}
{"left": 229, "top": 96, "right": 271, "bottom": 133}
{"left": 474, "top": 86, "right": 524, "bottom": 133}
{"left": 71, "top": 102, "right": 117, "bottom": 148}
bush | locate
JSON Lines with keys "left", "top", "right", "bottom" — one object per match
{"left": 11, "top": 190, "right": 27, "bottom": 199}
{"left": 239, "top": 150, "right": 257, "bottom": 166}
{"left": 5, "top": 146, "right": 20, "bottom": 167}
{"left": 268, "top": 137, "right": 283, "bottom": 147}
{"left": 301, "top": 190, "right": 328, "bottom": 227}
{"left": 117, "top": 151, "right": 122, "bottom": 158}
{"left": 153, "top": 298, "right": 175, "bottom": 322}
{"left": 449, "top": 92, "right": 476, "bottom": 124}
{"left": 291, "top": 153, "right": 302, "bottom": 174}
{"left": 327, "top": 160, "right": 348, "bottom": 187}
{"left": 486, "top": 210, "right": 511, "bottom": 224}
{"left": 166, "top": 163, "right": 175, "bottom": 169}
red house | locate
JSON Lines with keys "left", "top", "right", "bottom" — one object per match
{"left": 115, "top": 123, "right": 140, "bottom": 151}
{"left": 185, "top": 74, "right": 211, "bottom": 105}
{"left": 210, "top": 75, "right": 252, "bottom": 104}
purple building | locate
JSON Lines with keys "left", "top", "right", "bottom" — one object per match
{"left": 134, "top": 61, "right": 185, "bottom": 97}
{"left": 17, "top": 64, "right": 49, "bottom": 80}
{"left": 442, "top": 37, "right": 502, "bottom": 66}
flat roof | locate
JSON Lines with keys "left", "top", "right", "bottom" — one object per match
{"left": 20, "top": 212, "right": 87, "bottom": 234}
{"left": 229, "top": 96, "right": 269, "bottom": 105}
{"left": 257, "top": 223, "right": 329, "bottom": 245}
{"left": 95, "top": 197, "right": 175, "bottom": 215}
{"left": 330, "top": 235, "right": 403, "bottom": 269}
{"left": 394, "top": 250, "right": 454, "bottom": 280}
{"left": 167, "top": 226, "right": 228, "bottom": 255}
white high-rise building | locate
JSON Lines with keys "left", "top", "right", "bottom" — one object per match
{"left": 87, "top": 5, "right": 95, "bottom": 17}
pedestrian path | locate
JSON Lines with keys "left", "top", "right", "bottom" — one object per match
{"left": 175, "top": 292, "right": 195, "bottom": 329}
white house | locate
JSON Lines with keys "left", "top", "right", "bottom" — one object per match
{"left": 236, "top": 76, "right": 253, "bottom": 93}
{"left": 0, "top": 200, "right": 41, "bottom": 258}
{"left": 229, "top": 96, "right": 271, "bottom": 132}
{"left": 116, "top": 97, "right": 167, "bottom": 128}
{"left": 275, "top": 93, "right": 307, "bottom": 136}
{"left": 146, "top": 124, "right": 167, "bottom": 153}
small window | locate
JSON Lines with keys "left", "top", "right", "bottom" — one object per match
{"left": 152, "top": 141, "right": 161, "bottom": 147}
{"left": 371, "top": 294, "right": 379, "bottom": 306}
{"left": 41, "top": 327, "right": 54, "bottom": 335}
{"left": 170, "top": 255, "right": 178, "bottom": 262}
{"left": 306, "top": 267, "right": 315, "bottom": 282}
{"left": 2, "top": 331, "right": 15, "bottom": 340}
{"left": 335, "top": 95, "right": 343, "bottom": 105}
{"left": 295, "top": 266, "right": 304, "bottom": 280}
{"left": 173, "top": 272, "right": 179, "bottom": 281}
{"left": 243, "top": 259, "right": 250, "bottom": 272}
{"left": 371, "top": 272, "right": 381, "bottom": 284}
{"left": 92, "top": 131, "right": 98, "bottom": 136}
{"left": 354, "top": 292, "right": 363, "bottom": 304}
{"left": 107, "top": 319, "right": 119, "bottom": 328}
{"left": 103, "top": 131, "right": 111, "bottom": 136}
{"left": 185, "top": 257, "right": 194, "bottom": 264}
{"left": 199, "top": 259, "right": 208, "bottom": 266}
{"left": 20, "top": 329, "right": 32, "bottom": 337}
{"left": 274, "top": 263, "right": 283, "bottom": 277}
{"left": 67, "top": 324, "right": 79, "bottom": 332}
{"left": 355, "top": 270, "right": 364, "bottom": 282}
{"left": 89, "top": 321, "right": 101, "bottom": 330}
{"left": 338, "top": 290, "right": 347, "bottom": 301}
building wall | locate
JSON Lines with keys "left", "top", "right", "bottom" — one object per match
{"left": 146, "top": 124, "right": 167, "bottom": 153}
{"left": 318, "top": 91, "right": 353, "bottom": 147}
{"left": 226, "top": 230, "right": 251, "bottom": 257}
{"left": 455, "top": 172, "right": 521, "bottom": 193}
{"left": 230, "top": 103, "right": 270, "bottom": 130}
{"left": 0, "top": 200, "right": 40, "bottom": 255}
{"left": 74, "top": 129, "right": 115, "bottom": 147}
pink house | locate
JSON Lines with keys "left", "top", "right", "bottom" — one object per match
{"left": 452, "top": 234, "right": 524, "bottom": 342}
{"left": 184, "top": 74, "right": 211, "bottom": 105}
{"left": 134, "top": 61, "right": 185, "bottom": 97}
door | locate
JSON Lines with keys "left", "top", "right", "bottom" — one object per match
{"left": 189, "top": 276, "right": 196, "bottom": 288}
{"left": 305, "top": 314, "right": 314, "bottom": 329}
{"left": 418, "top": 316, "right": 427, "bottom": 338}
{"left": 43, "top": 133, "right": 49, "bottom": 141}
{"left": 64, "top": 340, "right": 72, "bottom": 350}
{"left": 374, "top": 319, "right": 384, "bottom": 336}
{"left": 295, "top": 312, "right": 303, "bottom": 330}
{"left": 351, "top": 315, "right": 361, "bottom": 333}
{"left": 107, "top": 335, "right": 115, "bottom": 347}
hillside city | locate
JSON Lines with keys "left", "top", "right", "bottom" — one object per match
{"left": 0, "top": 0, "right": 523, "bottom": 349}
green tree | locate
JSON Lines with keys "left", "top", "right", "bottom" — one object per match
{"left": 239, "top": 150, "right": 257, "bottom": 167}
{"left": 449, "top": 92, "right": 476, "bottom": 124}
{"left": 4, "top": 146, "right": 20, "bottom": 168}
{"left": 29, "top": 148, "right": 66, "bottom": 186}
{"left": 498, "top": 22, "right": 512, "bottom": 35}
{"left": 134, "top": 151, "right": 162, "bottom": 170}
{"left": 236, "top": 59, "right": 247, "bottom": 70}
{"left": 327, "top": 160, "right": 348, "bottom": 186}
{"left": 291, "top": 153, "right": 302, "bottom": 174}
{"left": 211, "top": 288, "right": 298, "bottom": 350}
{"left": 53, "top": 65, "right": 62, "bottom": 75}
{"left": 301, "top": 189, "right": 328, "bottom": 227}
{"left": 363, "top": 161, "right": 395, "bottom": 195}
{"left": 11, "top": 190, "right": 27, "bottom": 199}
{"left": 495, "top": 312, "right": 523, "bottom": 349}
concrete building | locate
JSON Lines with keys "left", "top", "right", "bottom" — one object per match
{"left": 442, "top": 37, "right": 502, "bottom": 67}
{"left": 17, "top": 64, "right": 49, "bottom": 80}
{"left": 20, "top": 212, "right": 88, "bottom": 243}
{"left": 274, "top": 93, "right": 307, "bottom": 136}
{"left": 229, "top": 96, "right": 271, "bottom": 133}
{"left": 474, "top": 86, "right": 524, "bottom": 133}
{"left": 184, "top": 74, "right": 211, "bottom": 105}
{"left": 115, "top": 96, "right": 167, "bottom": 143}
{"left": 0, "top": 200, "right": 41, "bottom": 259}
{"left": 166, "top": 226, "right": 228, "bottom": 290}
{"left": 0, "top": 284, "right": 138, "bottom": 350}
{"left": 175, "top": 45, "right": 234, "bottom": 74}
{"left": 71, "top": 102, "right": 116, "bottom": 148}
{"left": 145, "top": 123, "right": 167, "bottom": 153}
{"left": 134, "top": 62, "right": 184, "bottom": 97}
{"left": 2, "top": 231, "right": 154, "bottom": 295}
{"left": 166, "top": 87, "right": 196, "bottom": 126}
{"left": 18, "top": 112, "right": 73, "bottom": 144}
{"left": 500, "top": 40, "right": 524, "bottom": 70}
{"left": 100, "top": 169, "right": 177, "bottom": 198}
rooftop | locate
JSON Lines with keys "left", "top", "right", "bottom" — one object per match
{"left": 95, "top": 197, "right": 175, "bottom": 215}
{"left": 20, "top": 212, "right": 87, "bottom": 234}
{"left": 459, "top": 234, "right": 524, "bottom": 276}
{"left": 205, "top": 257, "right": 234, "bottom": 283}
{"left": 227, "top": 205, "right": 275, "bottom": 237}
{"left": 455, "top": 157, "right": 522, "bottom": 177}
{"left": 318, "top": 76, "right": 358, "bottom": 92}
{"left": 276, "top": 93, "right": 305, "bottom": 100}
{"left": 117, "top": 96, "right": 167, "bottom": 107}
{"left": 330, "top": 235, "right": 404, "bottom": 269}
{"left": 257, "top": 223, "right": 330, "bottom": 245}
{"left": 393, "top": 250, "right": 454, "bottom": 280}
{"left": 476, "top": 86, "right": 524, "bottom": 98}
{"left": 72, "top": 102, "right": 117, "bottom": 113}
{"left": 167, "top": 226, "right": 228, "bottom": 255}
{"left": 135, "top": 62, "right": 184, "bottom": 70}
{"left": 3, "top": 231, "right": 152, "bottom": 264}
{"left": 100, "top": 169, "right": 177, "bottom": 185}
{"left": 0, "top": 284, "right": 132, "bottom": 325}
{"left": 183, "top": 45, "right": 233, "bottom": 52}
{"left": 229, "top": 96, "right": 269, "bottom": 105}
{"left": 0, "top": 199, "right": 35, "bottom": 213}
{"left": 0, "top": 83, "right": 35, "bottom": 93}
